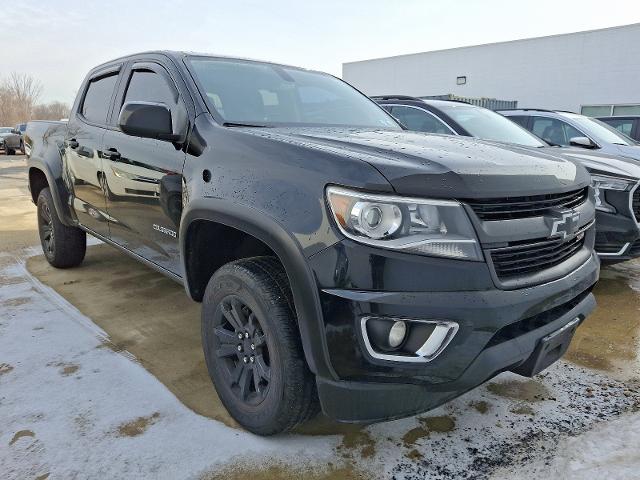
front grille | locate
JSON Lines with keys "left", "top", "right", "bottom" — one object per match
{"left": 467, "top": 187, "right": 588, "bottom": 221}
{"left": 489, "top": 223, "right": 590, "bottom": 280}
{"left": 633, "top": 185, "right": 640, "bottom": 223}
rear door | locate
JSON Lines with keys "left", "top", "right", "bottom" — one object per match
{"left": 101, "top": 58, "right": 189, "bottom": 275}
{"left": 65, "top": 67, "right": 121, "bottom": 237}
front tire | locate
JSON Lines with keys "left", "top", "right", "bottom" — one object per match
{"left": 201, "top": 256, "right": 319, "bottom": 435}
{"left": 37, "top": 187, "right": 86, "bottom": 268}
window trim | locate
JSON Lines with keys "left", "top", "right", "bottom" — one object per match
{"left": 77, "top": 65, "right": 123, "bottom": 128}
{"left": 384, "top": 103, "right": 457, "bottom": 135}
{"left": 111, "top": 60, "right": 187, "bottom": 131}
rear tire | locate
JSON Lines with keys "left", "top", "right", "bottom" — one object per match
{"left": 37, "top": 187, "right": 86, "bottom": 268}
{"left": 201, "top": 256, "right": 319, "bottom": 435}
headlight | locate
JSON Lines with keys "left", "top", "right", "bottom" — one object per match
{"left": 591, "top": 174, "right": 635, "bottom": 213}
{"left": 326, "top": 186, "right": 483, "bottom": 261}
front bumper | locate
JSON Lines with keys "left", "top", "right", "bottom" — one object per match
{"left": 308, "top": 241, "right": 599, "bottom": 422}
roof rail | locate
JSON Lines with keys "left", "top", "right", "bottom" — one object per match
{"left": 370, "top": 95, "right": 424, "bottom": 101}
{"left": 496, "top": 108, "right": 555, "bottom": 113}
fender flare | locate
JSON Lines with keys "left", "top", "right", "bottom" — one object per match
{"left": 27, "top": 158, "right": 76, "bottom": 226}
{"left": 180, "top": 197, "right": 338, "bottom": 380}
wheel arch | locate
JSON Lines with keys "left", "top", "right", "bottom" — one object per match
{"left": 28, "top": 161, "right": 76, "bottom": 226}
{"left": 180, "top": 197, "right": 337, "bottom": 380}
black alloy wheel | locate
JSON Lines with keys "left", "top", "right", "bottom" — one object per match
{"left": 214, "top": 295, "right": 271, "bottom": 405}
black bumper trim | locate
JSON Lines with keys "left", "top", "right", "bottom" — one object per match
{"left": 317, "top": 291, "right": 596, "bottom": 423}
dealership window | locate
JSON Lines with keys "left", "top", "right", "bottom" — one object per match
{"left": 581, "top": 104, "right": 640, "bottom": 117}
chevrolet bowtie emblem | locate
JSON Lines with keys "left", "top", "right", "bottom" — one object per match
{"left": 549, "top": 211, "right": 581, "bottom": 239}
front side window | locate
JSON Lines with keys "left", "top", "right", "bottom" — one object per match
{"left": 530, "top": 117, "right": 583, "bottom": 146}
{"left": 437, "top": 103, "right": 546, "bottom": 147}
{"left": 81, "top": 73, "right": 119, "bottom": 124}
{"left": 390, "top": 106, "right": 453, "bottom": 134}
{"left": 562, "top": 113, "right": 636, "bottom": 145}
{"left": 123, "top": 70, "right": 177, "bottom": 108}
{"left": 188, "top": 57, "right": 400, "bottom": 129}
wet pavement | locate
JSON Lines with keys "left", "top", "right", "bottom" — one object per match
{"left": 2, "top": 156, "right": 640, "bottom": 479}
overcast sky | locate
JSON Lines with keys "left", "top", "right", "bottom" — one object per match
{"left": 2, "top": 0, "right": 639, "bottom": 104}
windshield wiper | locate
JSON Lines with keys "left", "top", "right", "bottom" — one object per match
{"left": 222, "top": 121, "right": 268, "bottom": 128}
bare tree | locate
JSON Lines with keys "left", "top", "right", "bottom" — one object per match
{"left": 0, "top": 72, "right": 43, "bottom": 125}
{"left": 0, "top": 73, "right": 70, "bottom": 125}
{"left": 32, "top": 101, "right": 71, "bottom": 121}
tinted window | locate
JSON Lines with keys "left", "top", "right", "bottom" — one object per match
{"left": 390, "top": 106, "right": 452, "bottom": 134}
{"left": 600, "top": 119, "right": 635, "bottom": 137}
{"left": 124, "top": 70, "right": 177, "bottom": 108}
{"left": 81, "top": 73, "right": 118, "bottom": 124}
{"left": 436, "top": 103, "right": 546, "bottom": 147}
{"left": 531, "top": 117, "right": 583, "bottom": 146}
{"left": 188, "top": 57, "right": 399, "bottom": 129}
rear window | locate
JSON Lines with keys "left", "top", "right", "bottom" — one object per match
{"left": 81, "top": 73, "right": 119, "bottom": 124}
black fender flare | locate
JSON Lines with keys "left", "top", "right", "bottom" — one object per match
{"left": 180, "top": 197, "right": 338, "bottom": 380}
{"left": 27, "top": 158, "right": 76, "bottom": 226}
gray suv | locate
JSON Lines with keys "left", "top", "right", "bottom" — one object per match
{"left": 500, "top": 109, "right": 640, "bottom": 162}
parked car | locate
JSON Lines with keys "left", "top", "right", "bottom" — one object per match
{"left": 499, "top": 109, "right": 640, "bottom": 161}
{"left": 374, "top": 96, "right": 640, "bottom": 261}
{"left": 26, "top": 51, "right": 598, "bottom": 435}
{"left": 0, "top": 126, "right": 23, "bottom": 155}
{"left": 597, "top": 116, "right": 640, "bottom": 142}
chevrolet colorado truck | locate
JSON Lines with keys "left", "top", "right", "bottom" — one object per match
{"left": 25, "top": 51, "right": 599, "bottom": 435}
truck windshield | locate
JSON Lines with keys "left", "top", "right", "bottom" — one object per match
{"left": 436, "top": 103, "right": 547, "bottom": 148}
{"left": 561, "top": 113, "right": 637, "bottom": 146}
{"left": 188, "top": 57, "right": 400, "bottom": 129}
{"left": 0, "top": 127, "right": 12, "bottom": 133}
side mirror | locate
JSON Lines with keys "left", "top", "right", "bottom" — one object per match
{"left": 569, "top": 136, "right": 596, "bottom": 149}
{"left": 118, "top": 101, "right": 181, "bottom": 142}
{"left": 12, "top": 129, "right": 19, "bottom": 135}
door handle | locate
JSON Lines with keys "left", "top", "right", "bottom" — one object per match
{"left": 67, "top": 139, "right": 79, "bottom": 149}
{"left": 103, "top": 147, "right": 121, "bottom": 161}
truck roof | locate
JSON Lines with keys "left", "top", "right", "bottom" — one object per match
{"left": 92, "top": 50, "right": 319, "bottom": 74}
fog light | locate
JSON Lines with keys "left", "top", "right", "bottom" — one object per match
{"left": 388, "top": 321, "right": 407, "bottom": 348}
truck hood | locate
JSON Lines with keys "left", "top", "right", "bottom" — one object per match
{"left": 243, "top": 127, "right": 589, "bottom": 198}
{"left": 555, "top": 148, "right": 640, "bottom": 180}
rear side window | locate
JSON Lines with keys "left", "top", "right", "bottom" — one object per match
{"left": 390, "top": 106, "right": 452, "bottom": 134}
{"left": 81, "top": 73, "right": 118, "bottom": 124}
{"left": 123, "top": 70, "right": 177, "bottom": 108}
{"left": 530, "top": 117, "right": 583, "bottom": 146}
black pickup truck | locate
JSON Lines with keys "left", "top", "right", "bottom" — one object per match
{"left": 25, "top": 51, "right": 599, "bottom": 435}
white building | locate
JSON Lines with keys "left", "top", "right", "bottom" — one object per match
{"left": 342, "top": 23, "right": 640, "bottom": 116}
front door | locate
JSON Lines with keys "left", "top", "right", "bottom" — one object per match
{"left": 101, "top": 63, "right": 187, "bottom": 275}
{"left": 64, "top": 71, "right": 120, "bottom": 237}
